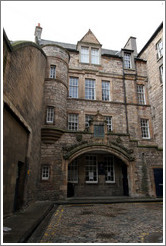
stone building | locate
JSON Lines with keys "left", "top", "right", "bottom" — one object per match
{"left": 3, "top": 23, "right": 163, "bottom": 216}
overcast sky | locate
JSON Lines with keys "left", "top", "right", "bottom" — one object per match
{"left": 1, "top": 1, "right": 165, "bottom": 53}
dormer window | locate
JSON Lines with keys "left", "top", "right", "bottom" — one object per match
{"left": 81, "top": 47, "right": 89, "bottom": 63}
{"left": 124, "top": 53, "right": 131, "bottom": 69}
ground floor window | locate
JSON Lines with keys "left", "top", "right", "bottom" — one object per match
{"left": 85, "top": 155, "right": 98, "bottom": 183}
{"left": 42, "top": 166, "right": 50, "bottom": 180}
{"left": 68, "top": 159, "right": 78, "bottom": 183}
{"left": 104, "top": 156, "right": 115, "bottom": 183}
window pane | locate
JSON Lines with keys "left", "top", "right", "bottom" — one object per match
{"left": 137, "top": 85, "right": 145, "bottom": 104}
{"left": 102, "top": 81, "right": 110, "bottom": 101}
{"left": 50, "top": 65, "right": 56, "bottom": 78}
{"left": 81, "top": 47, "right": 89, "bottom": 63}
{"left": 85, "top": 155, "right": 98, "bottom": 182}
{"left": 68, "top": 114, "right": 78, "bottom": 131}
{"left": 105, "top": 116, "right": 112, "bottom": 132}
{"left": 85, "top": 79, "right": 95, "bottom": 100}
{"left": 141, "top": 119, "right": 150, "bottom": 138}
{"left": 46, "top": 107, "right": 54, "bottom": 123}
{"left": 91, "top": 48, "right": 99, "bottom": 64}
{"left": 69, "top": 77, "right": 78, "bottom": 98}
{"left": 124, "top": 53, "right": 131, "bottom": 69}
{"left": 42, "top": 166, "right": 49, "bottom": 180}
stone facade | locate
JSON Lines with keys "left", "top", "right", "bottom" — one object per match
{"left": 3, "top": 24, "right": 163, "bottom": 216}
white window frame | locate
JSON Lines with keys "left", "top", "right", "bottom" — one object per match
{"left": 102, "top": 81, "right": 110, "bottom": 101}
{"left": 124, "top": 53, "right": 131, "bottom": 69}
{"left": 141, "top": 119, "right": 150, "bottom": 139}
{"left": 104, "top": 156, "right": 115, "bottom": 183}
{"left": 69, "top": 77, "right": 78, "bottom": 98}
{"left": 50, "top": 65, "right": 56, "bottom": 79}
{"left": 91, "top": 48, "right": 99, "bottom": 65}
{"left": 85, "top": 79, "right": 96, "bottom": 100}
{"left": 105, "top": 116, "right": 112, "bottom": 132}
{"left": 159, "top": 65, "right": 163, "bottom": 84}
{"left": 81, "top": 46, "right": 89, "bottom": 63}
{"left": 156, "top": 40, "right": 163, "bottom": 59}
{"left": 46, "top": 107, "right": 54, "bottom": 123}
{"left": 68, "top": 114, "right": 78, "bottom": 131}
{"left": 68, "top": 159, "right": 78, "bottom": 183}
{"left": 85, "top": 115, "right": 93, "bottom": 128}
{"left": 42, "top": 166, "right": 50, "bottom": 180}
{"left": 137, "top": 85, "right": 146, "bottom": 105}
{"left": 85, "top": 155, "right": 98, "bottom": 183}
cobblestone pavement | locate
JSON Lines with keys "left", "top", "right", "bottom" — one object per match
{"left": 40, "top": 202, "right": 163, "bottom": 243}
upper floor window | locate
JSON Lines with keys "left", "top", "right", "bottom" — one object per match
{"left": 42, "top": 166, "right": 50, "bottom": 180}
{"left": 124, "top": 53, "right": 131, "bottom": 69}
{"left": 156, "top": 40, "right": 163, "bottom": 59}
{"left": 50, "top": 65, "right": 56, "bottom": 79}
{"left": 69, "top": 77, "right": 78, "bottom": 98}
{"left": 102, "top": 81, "right": 110, "bottom": 101}
{"left": 85, "top": 115, "right": 93, "bottom": 128}
{"left": 91, "top": 48, "right": 99, "bottom": 64}
{"left": 105, "top": 116, "right": 112, "bottom": 132}
{"left": 137, "top": 85, "right": 146, "bottom": 105}
{"left": 159, "top": 65, "right": 163, "bottom": 84}
{"left": 141, "top": 119, "right": 150, "bottom": 139}
{"left": 68, "top": 114, "right": 78, "bottom": 131}
{"left": 85, "top": 79, "right": 95, "bottom": 100}
{"left": 46, "top": 107, "right": 54, "bottom": 124}
{"left": 68, "top": 159, "right": 78, "bottom": 183}
{"left": 81, "top": 47, "right": 89, "bottom": 63}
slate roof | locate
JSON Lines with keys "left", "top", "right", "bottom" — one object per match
{"left": 39, "top": 39, "right": 121, "bottom": 57}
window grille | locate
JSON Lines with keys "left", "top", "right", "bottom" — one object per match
{"left": 102, "top": 81, "right": 110, "bottom": 101}
{"left": 69, "top": 77, "right": 78, "bottom": 98}
{"left": 91, "top": 48, "right": 99, "bottom": 64}
{"left": 105, "top": 116, "right": 112, "bottom": 132}
{"left": 85, "top": 155, "right": 98, "bottom": 183}
{"left": 42, "top": 166, "right": 49, "bottom": 180}
{"left": 46, "top": 107, "right": 54, "bottom": 123}
{"left": 68, "top": 114, "right": 78, "bottom": 131}
{"left": 94, "top": 125, "right": 104, "bottom": 138}
{"left": 85, "top": 79, "right": 95, "bottom": 100}
{"left": 137, "top": 85, "right": 146, "bottom": 104}
{"left": 81, "top": 47, "right": 89, "bottom": 63}
{"left": 141, "top": 119, "right": 150, "bottom": 139}
{"left": 50, "top": 65, "right": 56, "bottom": 79}
{"left": 124, "top": 53, "right": 131, "bottom": 69}
{"left": 104, "top": 156, "right": 115, "bottom": 183}
{"left": 68, "top": 159, "right": 78, "bottom": 183}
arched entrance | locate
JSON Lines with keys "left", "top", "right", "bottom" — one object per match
{"left": 67, "top": 148, "right": 129, "bottom": 198}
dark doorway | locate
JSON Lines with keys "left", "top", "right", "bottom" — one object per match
{"left": 14, "top": 161, "right": 26, "bottom": 211}
{"left": 153, "top": 168, "right": 163, "bottom": 197}
{"left": 67, "top": 183, "right": 75, "bottom": 197}
{"left": 122, "top": 164, "right": 129, "bottom": 196}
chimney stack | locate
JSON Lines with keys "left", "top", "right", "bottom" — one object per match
{"left": 34, "top": 23, "right": 42, "bottom": 44}
{"left": 124, "top": 37, "right": 137, "bottom": 56}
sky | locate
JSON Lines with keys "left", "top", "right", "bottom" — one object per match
{"left": 1, "top": 1, "right": 165, "bottom": 53}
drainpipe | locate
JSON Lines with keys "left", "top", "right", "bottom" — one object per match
{"left": 122, "top": 61, "right": 129, "bottom": 134}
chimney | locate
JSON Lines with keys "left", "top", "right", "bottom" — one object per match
{"left": 124, "top": 37, "right": 137, "bottom": 56}
{"left": 34, "top": 23, "right": 42, "bottom": 43}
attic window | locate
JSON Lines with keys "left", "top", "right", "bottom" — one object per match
{"left": 91, "top": 48, "right": 99, "bottom": 64}
{"left": 124, "top": 53, "right": 131, "bottom": 69}
{"left": 80, "top": 46, "right": 100, "bottom": 65}
{"left": 81, "top": 47, "right": 89, "bottom": 63}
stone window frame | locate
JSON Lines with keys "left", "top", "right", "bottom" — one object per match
{"left": 85, "top": 155, "right": 98, "bottom": 184}
{"left": 102, "top": 81, "right": 110, "bottom": 101}
{"left": 156, "top": 39, "right": 163, "bottom": 60}
{"left": 68, "top": 159, "right": 78, "bottom": 183}
{"left": 124, "top": 52, "right": 132, "bottom": 69}
{"left": 104, "top": 156, "right": 115, "bottom": 183}
{"left": 80, "top": 46, "right": 100, "bottom": 65}
{"left": 140, "top": 118, "right": 150, "bottom": 139}
{"left": 69, "top": 77, "right": 79, "bottom": 98}
{"left": 49, "top": 65, "right": 56, "bottom": 79}
{"left": 85, "top": 78, "right": 96, "bottom": 100}
{"left": 41, "top": 165, "right": 50, "bottom": 181}
{"left": 68, "top": 113, "right": 79, "bottom": 131}
{"left": 137, "top": 84, "right": 146, "bottom": 105}
{"left": 46, "top": 106, "right": 55, "bottom": 124}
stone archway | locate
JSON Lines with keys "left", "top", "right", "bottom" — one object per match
{"left": 63, "top": 145, "right": 135, "bottom": 198}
